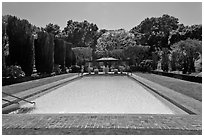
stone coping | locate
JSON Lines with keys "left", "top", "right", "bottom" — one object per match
{"left": 129, "top": 74, "right": 202, "bottom": 115}
{"left": 2, "top": 74, "right": 80, "bottom": 109}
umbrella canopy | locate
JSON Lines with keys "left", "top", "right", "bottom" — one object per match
{"left": 96, "top": 57, "right": 119, "bottom": 62}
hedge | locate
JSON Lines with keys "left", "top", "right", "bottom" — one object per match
{"left": 35, "top": 31, "right": 54, "bottom": 73}
{"left": 54, "top": 38, "right": 66, "bottom": 71}
{"left": 65, "top": 42, "right": 76, "bottom": 67}
{"left": 6, "top": 16, "right": 34, "bottom": 76}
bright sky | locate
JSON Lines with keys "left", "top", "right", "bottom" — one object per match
{"left": 2, "top": 2, "right": 202, "bottom": 31}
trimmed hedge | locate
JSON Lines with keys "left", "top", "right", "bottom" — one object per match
{"left": 35, "top": 31, "right": 54, "bottom": 74}
{"left": 65, "top": 42, "right": 76, "bottom": 67}
{"left": 54, "top": 38, "right": 66, "bottom": 71}
{"left": 6, "top": 16, "right": 34, "bottom": 76}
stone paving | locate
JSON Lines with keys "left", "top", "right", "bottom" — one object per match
{"left": 2, "top": 114, "right": 202, "bottom": 134}
{"left": 2, "top": 73, "right": 202, "bottom": 135}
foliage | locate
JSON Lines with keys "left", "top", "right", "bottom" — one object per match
{"left": 53, "top": 64, "right": 62, "bottom": 74}
{"left": 169, "top": 24, "right": 202, "bottom": 45}
{"left": 161, "top": 48, "right": 170, "bottom": 72}
{"left": 35, "top": 31, "right": 54, "bottom": 74}
{"left": 65, "top": 42, "right": 76, "bottom": 67}
{"left": 63, "top": 20, "right": 98, "bottom": 47}
{"left": 130, "top": 14, "right": 179, "bottom": 51}
{"left": 151, "top": 52, "right": 159, "bottom": 70}
{"left": 72, "top": 47, "right": 92, "bottom": 65}
{"left": 194, "top": 55, "right": 202, "bottom": 72}
{"left": 70, "top": 65, "right": 80, "bottom": 73}
{"left": 138, "top": 60, "right": 153, "bottom": 72}
{"left": 6, "top": 15, "right": 34, "bottom": 76}
{"left": 3, "top": 65, "right": 25, "bottom": 78}
{"left": 124, "top": 45, "right": 150, "bottom": 65}
{"left": 44, "top": 23, "right": 61, "bottom": 36}
{"left": 96, "top": 29, "right": 136, "bottom": 58}
{"left": 54, "top": 38, "right": 66, "bottom": 71}
{"left": 171, "top": 39, "right": 202, "bottom": 74}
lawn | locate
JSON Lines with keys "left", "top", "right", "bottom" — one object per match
{"left": 2, "top": 73, "right": 77, "bottom": 96}
{"left": 134, "top": 72, "right": 202, "bottom": 102}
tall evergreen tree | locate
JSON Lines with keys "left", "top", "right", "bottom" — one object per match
{"left": 6, "top": 16, "right": 34, "bottom": 76}
{"left": 35, "top": 31, "right": 54, "bottom": 73}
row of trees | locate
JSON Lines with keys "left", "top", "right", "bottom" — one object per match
{"left": 2, "top": 14, "right": 202, "bottom": 77}
{"left": 130, "top": 14, "right": 202, "bottom": 73}
{"left": 3, "top": 15, "right": 76, "bottom": 77}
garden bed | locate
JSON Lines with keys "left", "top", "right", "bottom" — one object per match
{"left": 2, "top": 73, "right": 74, "bottom": 86}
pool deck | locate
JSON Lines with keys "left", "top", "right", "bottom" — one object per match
{"left": 2, "top": 73, "right": 202, "bottom": 135}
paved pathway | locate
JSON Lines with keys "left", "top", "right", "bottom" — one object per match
{"left": 2, "top": 114, "right": 201, "bottom": 135}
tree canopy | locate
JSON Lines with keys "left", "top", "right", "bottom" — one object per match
{"left": 44, "top": 23, "right": 61, "bottom": 36}
{"left": 130, "top": 14, "right": 179, "bottom": 51}
{"left": 63, "top": 20, "right": 98, "bottom": 47}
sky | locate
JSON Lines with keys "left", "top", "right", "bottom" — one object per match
{"left": 2, "top": 2, "right": 202, "bottom": 31}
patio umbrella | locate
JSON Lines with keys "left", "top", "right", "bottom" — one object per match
{"left": 96, "top": 57, "right": 119, "bottom": 62}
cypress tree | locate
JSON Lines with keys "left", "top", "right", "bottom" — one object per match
{"left": 65, "top": 42, "right": 73, "bottom": 67}
{"left": 6, "top": 16, "right": 34, "bottom": 76}
{"left": 35, "top": 31, "right": 54, "bottom": 73}
{"left": 54, "top": 38, "right": 66, "bottom": 71}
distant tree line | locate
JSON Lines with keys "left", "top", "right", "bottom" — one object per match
{"left": 2, "top": 14, "right": 202, "bottom": 78}
{"left": 130, "top": 14, "right": 202, "bottom": 73}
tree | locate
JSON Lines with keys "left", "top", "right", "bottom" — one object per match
{"left": 96, "top": 29, "right": 136, "bottom": 58}
{"left": 171, "top": 39, "right": 202, "bottom": 74}
{"left": 161, "top": 48, "right": 170, "bottom": 72}
{"left": 124, "top": 45, "right": 150, "bottom": 66}
{"left": 72, "top": 47, "right": 92, "bottom": 65}
{"left": 44, "top": 23, "right": 61, "bottom": 36}
{"left": 63, "top": 20, "right": 98, "bottom": 47}
{"left": 65, "top": 42, "right": 76, "bottom": 67}
{"left": 54, "top": 38, "right": 66, "bottom": 71}
{"left": 2, "top": 16, "right": 7, "bottom": 70}
{"left": 169, "top": 24, "right": 202, "bottom": 45}
{"left": 130, "top": 14, "right": 179, "bottom": 51}
{"left": 35, "top": 31, "right": 54, "bottom": 74}
{"left": 6, "top": 15, "right": 34, "bottom": 76}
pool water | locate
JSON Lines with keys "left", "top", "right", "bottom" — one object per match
{"left": 15, "top": 75, "right": 187, "bottom": 114}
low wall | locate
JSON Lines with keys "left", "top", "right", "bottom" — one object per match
{"left": 151, "top": 71, "right": 202, "bottom": 83}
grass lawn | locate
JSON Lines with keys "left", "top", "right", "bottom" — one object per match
{"left": 134, "top": 72, "right": 202, "bottom": 102}
{"left": 2, "top": 73, "right": 77, "bottom": 97}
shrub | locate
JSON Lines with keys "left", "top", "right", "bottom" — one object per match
{"left": 53, "top": 64, "right": 62, "bottom": 74}
{"left": 139, "top": 60, "right": 153, "bottom": 72}
{"left": 171, "top": 39, "right": 202, "bottom": 74}
{"left": 70, "top": 65, "right": 80, "bottom": 73}
{"left": 3, "top": 65, "right": 25, "bottom": 78}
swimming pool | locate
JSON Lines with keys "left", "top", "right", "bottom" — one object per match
{"left": 12, "top": 75, "right": 187, "bottom": 114}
